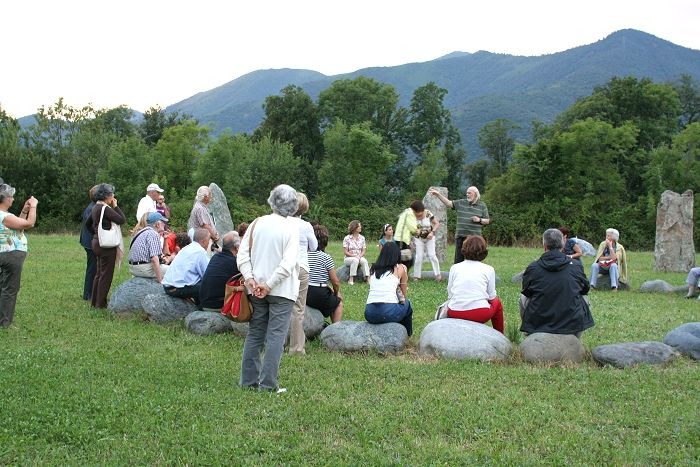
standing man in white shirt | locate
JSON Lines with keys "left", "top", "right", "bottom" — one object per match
{"left": 136, "top": 183, "right": 164, "bottom": 223}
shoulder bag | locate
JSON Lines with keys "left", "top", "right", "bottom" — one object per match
{"left": 221, "top": 219, "right": 257, "bottom": 322}
{"left": 399, "top": 210, "right": 415, "bottom": 262}
{"left": 97, "top": 204, "right": 122, "bottom": 248}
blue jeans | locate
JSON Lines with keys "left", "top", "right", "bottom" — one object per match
{"left": 364, "top": 300, "right": 413, "bottom": 336}
{"left": 590, "top": 262, "right": 619, "bottom": 289}
{"left": 240, "top": 295, "right": 294, "bottom": 390}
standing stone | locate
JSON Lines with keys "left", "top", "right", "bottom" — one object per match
{"left": 654, "top": 190, "right": 695, "bottom": 272}
{"left": 208, "top": 183, "right": 235, "bottom": 238}
{"left": 422, "top": 186, "right": 448, "bottom": 263}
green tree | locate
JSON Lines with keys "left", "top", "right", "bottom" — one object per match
{"left": 442, "top": 126, "right": 466, "bottom": 196}
{"left": 409, "top": 143, "right": 448, "bottom": 197}
{"left": 557, "top": 76, "right": 681, "bottom": 150}
{"left": 673, "top": 74, "right": 700, "bottom": 127}
{"left": 318, "top": 121, "right": 395, "bottom": 208}
{"left": 241, "top": 136, "right": 302, "bottom": 204}
{"left": 254, "top": 85, "right": 323, "bottom": 164}
{"left": 152, "top": 120, "right": 209, "bottom": 195}
{"left": 405, "top": 82, "right": 450, "bottom": 155}
{"left": 140, "top": 105, "right": 192, "bottom": 147}
{"left": 645, "top": 122, "right": 700, "bottom": 196}
{"left": 478, "top": 118, "right": 519, "bottom": 176}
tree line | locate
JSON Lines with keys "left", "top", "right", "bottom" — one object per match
{"left": 1, "top": 75, "right": 698, "bottom": 249}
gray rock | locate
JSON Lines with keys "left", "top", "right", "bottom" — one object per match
{"left": 663, "top": 322, "right": 700, "bottom": 359}
{"left": 591, "top": 341, "right": 679, "bottom": 368}
{"left": 301, "top": 306, "right": 326, "bottom": 339}
{"left": 639, "top": 280, "right": 687, "bottom": 294}
{"left": 208, "top": 182, "right": 234, "bottom": 238}
{"left": 185, "top": 311, "right": 232, "bottom": 335}
{"left": 511, "top": 271, "right": 524, "bottom": 283}
{"left": 108, "top": 277, "right": 164, "bottom": 314}
{"left": 416, "top": 270, "right": 450, "bottom": 280}
{"left": 320, "top": 321, "right": 408, "bottom": 354}
{"left": 230, "top": 322, "right": 249, "bottom": 337}
{"left": 654, "top": 190, "right": 695, "bottom": 273}
{"left": 519, "top": 333, "right": 586, "bottom": 363}
{"left": 142, "top": 293, "right": 197, "bottom": 323}
{"left": 573, "top": 238, "right": 597, "bottom": 256}
{"left": 592, "top": 273, "right": 630, "bottom": 291}
{"left": 419, "top": 319, "right": 512, "bottom": 361}
{"left": 422, "top": 186, "right": 448, "bottom": 263}
{"left": 335, "top": 264, "right": 367, "bottom": 283}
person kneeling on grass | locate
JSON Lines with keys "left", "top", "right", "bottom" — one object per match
{"left": 446, "top": 235, "right": 504, "bottom": 334}
{"left": 364, "top": 242, "right": 413, "bottom": 336}
{"left": 520, "top": 228, "right": 594, "bottom": 338}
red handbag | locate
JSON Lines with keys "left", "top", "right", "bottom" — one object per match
{"left": 221, "top": 273, "right": 252, "bottom": 322}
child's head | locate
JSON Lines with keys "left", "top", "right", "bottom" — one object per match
{"left": 382, "top": 224, "right": 393, "bottom": 238}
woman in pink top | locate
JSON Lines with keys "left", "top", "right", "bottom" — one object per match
{"left": 343, "top": 220, "right": 370, "bottom": 285}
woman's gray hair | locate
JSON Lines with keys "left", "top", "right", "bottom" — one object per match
{"left": 543, "top": 228, "right": 564, "bottom": 251}
{"left": 467, "top": 186, "right": 481, "bottom": 203}
{"left": 0, "top": 183, "right": 16, "bottom": 203}
{"left": 606, "top": 228, "right": 620, "bottom": 241}
{"left": 268, "top": 184, "right": 298, "bottom": 217}
{"left": 195, "top": 186, "right": 210, "bottom": 202}
{"left": 93, "top": 183, "right": 115, "bottom": 201}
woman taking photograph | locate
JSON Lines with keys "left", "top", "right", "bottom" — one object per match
{"left": 86, "top": 183, "right": 126, "bottom": 309}
{"left": 0, "top": 182, "right": 38, "bottom": 327}
{"left": 446, "top": 235, "right": 504, "bottom": 334}
{"left": 364, "top": 242, "right": 413, "bottom": 336}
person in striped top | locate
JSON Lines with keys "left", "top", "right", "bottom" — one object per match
{"left": 306, "top": 224, "right": 343, "bottom": 323}
{"left": 429, "top": 186, "right": 490, "bottom": 265}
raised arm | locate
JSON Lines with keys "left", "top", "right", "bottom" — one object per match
{"left": 428, "top": 188, "right": 453, "bottom": 209}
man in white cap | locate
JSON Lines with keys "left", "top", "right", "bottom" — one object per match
{"left": 136, "top": 183, "right": 164, "bottom": 222}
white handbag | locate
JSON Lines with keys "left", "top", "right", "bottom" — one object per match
{"left": 97, "top": 204, "right": 122, "bottom": 248}
{"left": 434, "top": 300, "right": 449, "bottom": 320}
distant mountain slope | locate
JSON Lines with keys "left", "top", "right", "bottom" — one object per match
{"left": 167, "top": 29, "right": 700, "bottom": 158}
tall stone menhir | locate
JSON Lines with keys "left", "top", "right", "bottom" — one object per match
{"left": 654, "top": 190, "right": 695, "bottom": 272}
{"left": 422, "top": 186, "right": 448, "bottom": 263}
{"left": 208, "top": 183, "right": 235, "bottom": 239}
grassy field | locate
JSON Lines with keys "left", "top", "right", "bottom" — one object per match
{"left": 0, "top": 235, "right": 698, "bottom": 465}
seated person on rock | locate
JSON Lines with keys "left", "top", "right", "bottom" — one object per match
{"left": 162, "top": 231, "right": 191, "bottom": 264}
{"left": 685, "top": 267, "right": 700, "bottom": 299}
{"left": 343, "top": 220, "right": 370, "bottom": 285}
{"left": 199, "top": 231, "right": 241, "bottom": 311}
{"left": 307, "top": 224, "right": 343, "bottom": 323}
{"left": 378, "top": 223, "right": 395, "bottom": 250}
{"left": 161, "top": 228, "right": 210, "bottom": 307}
{"left": 364, "top": 242, "right": 413, "bottom": 336}
{"left": 520, "top": 228, "right": 594, "bottom": 337}
{"left": 590, "top": 228, "right": 628, "bottom": 291}
{"left": 446, "top": 235, "right": 504, "bottom": 334}
{"left": 559, "top": 227, "right": 583, "bottom": 262}
{"left": 128, "top": 212, "right": 170, "bottom": 283}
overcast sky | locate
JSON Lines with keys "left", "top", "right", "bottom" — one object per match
{"left": 2, "top": 0, "right": 699, "bottom": 118}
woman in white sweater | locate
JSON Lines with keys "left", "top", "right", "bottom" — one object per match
{"left": 446, "top": 235, "right": 504, "bottom": 334}
{"left": 237, "top": 184, "right": 299, "bottom": 392}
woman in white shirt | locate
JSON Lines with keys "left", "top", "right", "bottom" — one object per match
{"left": 364, "top": 242, "right": 413, "bottom": 336}
{"left": 237, "top": 184, "right": 300, "bottom": 392}
{"left": 446, "top": 235, "right": 504, "bottom": 334}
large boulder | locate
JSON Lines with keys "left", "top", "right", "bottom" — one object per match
{"left": 300, "top": 306, "right": 326, "bottom": 339}
{"left": 208, "top": 182, "right": 235, "bottom": 238}
{"left": 591, "top": 341, "right": 679, "bottom": 368}
{"left": 185, "top": 311, "right": 232, "bottom": 335}
{"left": 639, "top": 280, "right": 687, "bottom": 294}
{"left": 422, "top": 186, "right": 448, "bottom": 263}
{"left": 593, "top": 273, "right": 630, "bottom": 291}
{"left": 519, "top": 333, "right": 586, "bottom": 364}
{"left": 335, "top": 265, "right": 367, "bottom": 283}
{"left": 108, "top": 277, "right": 164, "bottom": 314}
{"left": 419, "top": 319, "right": 512, "bottom": 361}
{"left": 511, "top": 271, "right": 524, "bottom": 284}
{"left": 229, "top": 322, "right": 249, "bottom": 337}
{"left": 663, "top": 322, "right": 700, "bottom": 360}
{"left": 142, "top": 293, "right": 197, "bottom": 323}
{"left": 320, "top": 321, "right": 408, "bottom": 354}
{"left": 654, "top": 190, "right": 695, "bottom": 273}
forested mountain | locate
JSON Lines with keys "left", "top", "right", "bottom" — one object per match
{"left": 166, "top": 29, "right": 700, "bottom": 159}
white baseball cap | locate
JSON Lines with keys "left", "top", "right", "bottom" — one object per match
{"left": 147, "top": 183, "right": 164, "bottom": 193}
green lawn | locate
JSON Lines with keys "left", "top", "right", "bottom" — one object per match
{"left": 0, "top": 235, "right": 698, "bottom": 464}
